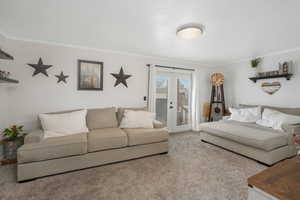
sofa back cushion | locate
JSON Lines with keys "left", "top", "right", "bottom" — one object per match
{"left": 87, "top": 107, "right": 118, "bottom": 130}
{"left": 239, "top": 104, "right": 300, "bottom": 116}
{"left": 117, "top": 107, "right": 147, "bottom": 125}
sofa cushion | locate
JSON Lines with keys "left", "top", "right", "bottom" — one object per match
{"left": 87, "top": 107, "right": 118, "bottom": 130}
{"left": 123, "top": 128, "right": 168, "bottom": 146}
{"left": 87, "top": 128, "right": 128, "bottom": 152}
{"left": 18, "top": 132, "right": 87, "bottom": 164}
{"left": 200, "top": 121, "right": 288, "bottom": 151}
{"left": 117, "top": 107, "right": 147, "bottom": 125}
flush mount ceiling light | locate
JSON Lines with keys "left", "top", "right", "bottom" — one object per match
{"left": 176, "top": 23, "right": 204, "bottom": 40}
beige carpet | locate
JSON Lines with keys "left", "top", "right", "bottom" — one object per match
{"left": 0, "top": 132, "right": 266, "bottom": 200}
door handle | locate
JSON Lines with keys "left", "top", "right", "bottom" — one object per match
{"left": 169, "top": 106, "right": 174, "bottom": 109}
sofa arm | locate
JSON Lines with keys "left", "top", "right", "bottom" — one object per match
{"left": 282, "top": 124, "right": 300, "bottom": 144}
{"left": 153, "top": 120, "right": 165, "bottom": 129}
{"left": 24, "top": 129, "right": 44, "bottom": 144}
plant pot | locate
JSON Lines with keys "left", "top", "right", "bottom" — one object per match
{"left": 251, "top": 67, "right": 259, "bottom": 77}
{"left": 2, "top": 137, "right": 24, "bottom": 160}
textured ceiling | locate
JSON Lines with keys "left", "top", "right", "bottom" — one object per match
{"left": 1, "top": 0, "right": 300, "bottom": 66}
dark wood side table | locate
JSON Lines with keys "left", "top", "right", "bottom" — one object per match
{"left": 0, "top": 140, "right": 17, "bottom": 166}
{"left": 248, "top": 158, "right": 300, "bottom": 200}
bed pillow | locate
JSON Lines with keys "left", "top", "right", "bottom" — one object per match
{"left": 229, "top": 107, "right": 261, "bottom": 123}
{"left": 39, "top": 109, "right": 89, "bottom": 138}
{"left": 120, "top": 110, "right": 155, "bottom": 128}
{"left": 256, "top": 108, "right": 300, "bottom": 130}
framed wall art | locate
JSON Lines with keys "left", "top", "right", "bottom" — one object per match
{"left": 78, "top": 60, "right": 103, "bottom": 90}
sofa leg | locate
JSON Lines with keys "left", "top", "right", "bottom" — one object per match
{"left": 256, "top": 160, "right": 272, "bottom": 167}
{"left": 18, "top": 178, "right": 37, "bottom": 183}
{"left": 160, "top": 152, "right": 168, "bottom": 155}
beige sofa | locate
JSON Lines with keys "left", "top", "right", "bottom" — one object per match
{"left": 17, "top": 107, "right": 168, "bottom": 182}
{"left": 200, "top": 105, "right": 300, "bottom": 166}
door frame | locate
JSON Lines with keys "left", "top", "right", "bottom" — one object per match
{"left": 154, "top": 68, "right": 193, "bottom": 133}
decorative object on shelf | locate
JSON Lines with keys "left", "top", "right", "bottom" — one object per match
{"left": 27, "top": 57, "right": 53, "bottom": 77}
{"left": 250, "top": 58, "right": 262, "bottom": 68}
{"left": 208, "top": 73, "right": 226, "bottom": 122}
{"left": 1, "top": 125, "right": 27, "bottom": 160}
{"left": 261, "top": 82, "right": 281, "bottom": 95}
{"left": 0, "top": 70, "right": 10, "bottom": 78}
{"left": 250, "top": 57, "right": 262, "bottom": 76}
{"left": 111, "top": 67, "right": 132, "bottom": 88}
{"left": 0, "top": 76, "right": 19, "bottom": 84}
{"left": 0, "top": 70, "right": 19, "bottom": 84}
{"left": 294, "top": 134, "right": 300, "bottom": 158}
{"left": 55, "top": 71, "right": 69, "bottom": 83}
{"left": 0, "top": 48, "right": 14, "bottom": 60}
{"left": 78, "top": 59, "right": 103, "bottom": 90}
{"left": 279, "top": 61, "right": 292, "bottom": 75}
{"left": 249, "top": 73, "right": 292, "bottom": 83}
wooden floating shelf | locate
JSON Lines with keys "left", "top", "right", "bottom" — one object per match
{"left": 249, "top": 74, "right": 293, "bottom": 83}
{"left": 0, "top": 49, "right": 14, "bottom": 60}
{"left": 0, "top": 77, "right": 19, "bottom": 84}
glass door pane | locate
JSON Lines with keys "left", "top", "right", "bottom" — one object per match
{"left": 176, "top": 77, "right": 191, "bottom": 126}
{"left": 155, "top": 76, "right": 169, "bottom": 126}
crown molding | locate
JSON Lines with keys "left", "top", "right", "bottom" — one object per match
{"left": 0, "top": 30, "right": 215, "bottom": 68}
{"left": 2, "top": 30, "right": 299, "bottom": 68}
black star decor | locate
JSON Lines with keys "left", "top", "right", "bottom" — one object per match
{"left": 27, "top": 58, "right": 53, "bottom": 77}
{"left": 55, "top": 71, "right": 69, "bottom": 83}
{"left": 111, "top": 67, "right": 132, "bottom": 88}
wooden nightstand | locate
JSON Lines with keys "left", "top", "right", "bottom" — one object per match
{"left": 248, "top": 158, "right": 300, "bottom": 200}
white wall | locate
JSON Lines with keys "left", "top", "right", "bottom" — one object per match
{"left": 0, "top": 34, "right": 11, "bottom": 129}
{"left": 227, "top": 50, "right": 300, "bottom": 107}
{"left": 0, "top": 34, "right": 217, "bottom": 133}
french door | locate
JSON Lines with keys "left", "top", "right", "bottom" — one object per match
{"left": 154, "top": 69, "right": 192, "bottom": 132}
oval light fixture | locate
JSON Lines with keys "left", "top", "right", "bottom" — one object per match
{"left": 176, "top": 23, "right": 204, "bottom": 40}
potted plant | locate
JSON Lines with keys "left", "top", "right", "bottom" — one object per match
{"left": 250, "top": 58, "right": 262, "bottom": 77}
{"left": 1, "top": 125, "right": 27, "bottom": 160}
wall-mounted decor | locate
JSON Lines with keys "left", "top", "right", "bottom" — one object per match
{"left": 250, "top": 57, "right": 262, "bottom": 76}
{"left": 110, "top": 67, "right": 132, "bottom": 88}
{"left": 78, "top": 60, "right": 103, "bottom": 90}
{"left": 279, "top": 61, "right": 292, "bottom": 74}
{"left": 261, "top": 82, "right": 281, "bottom": 95}
{"left": 249, "top": 60, "right": 293, "bottom": 83}
{"left": 55, "top": 71, "right": 69, "bottom": 83}
{"left": 27, "top": 58, "right": 53, "bottom": 77}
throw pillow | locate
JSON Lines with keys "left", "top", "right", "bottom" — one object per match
{"left": 120, "top": 110, "right": 155, "bottom": 128}
{"left": 229, "top": 107, "right": 261, "bottom": 123}
{"left": 257, "top": 108, "right": 300, "bottom": 130}
{"left": 39, "top": 109, "right": 89, "bottom": 138}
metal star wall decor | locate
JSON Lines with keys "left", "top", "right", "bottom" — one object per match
{"left": 27, "top": 58, "right": 53, "bottom": 77}
{"left": 55, "top": 71, "right": 69, "bottom": 83}
{"left": 111, "top": 67, "right": 132, "bottom": 88}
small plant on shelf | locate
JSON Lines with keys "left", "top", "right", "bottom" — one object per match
{"left": 1, "top": 125, "right": 27, "bottom": 160}
{"left": 250, "top": 58, "right": 262, "bottom": 68}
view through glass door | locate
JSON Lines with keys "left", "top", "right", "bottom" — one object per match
{"left": 155, "top": 70, "right": 192, "bottom": 132}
